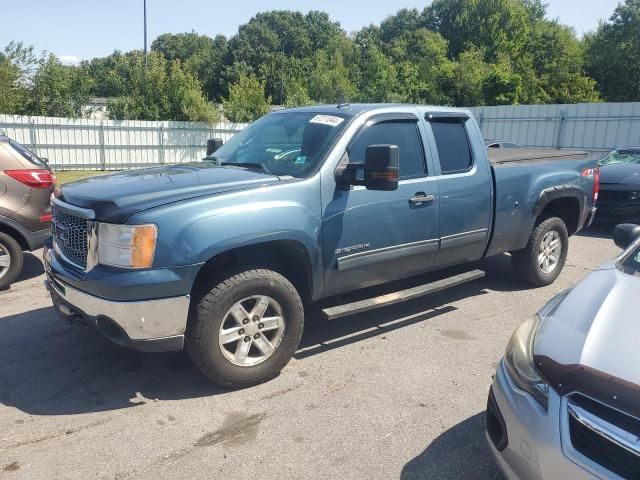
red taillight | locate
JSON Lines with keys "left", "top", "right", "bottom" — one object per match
{"left": 3, "top": 169, "right": 55, "bottom": 188}
{"left": 40, "top": 213, "right": 52, "bottom": 222}
{"left": 582, "top": 167, "right": 600, "bottom": 203}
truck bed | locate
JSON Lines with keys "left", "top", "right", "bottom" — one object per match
{"left": 488, "top": 148, "right": 600, "bottom": 166}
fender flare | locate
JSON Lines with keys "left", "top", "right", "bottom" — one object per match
{"left": 533, "top": 185, "right": 586, "bottom": 219}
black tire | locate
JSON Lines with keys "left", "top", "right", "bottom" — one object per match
{"left": 511, "top": 217, "right": 569, "bottom": 287}
{"left": 186, "top": 269, "right": 304, "bottom": 387}
{"left": 0, "top": 232, "right": 23, "bottom": 290}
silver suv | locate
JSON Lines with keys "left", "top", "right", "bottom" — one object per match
{"left": 0, "top": 135, "right": 55, "bottom": 288}
{"left": 487, "top": 223, "right": 640, "bottom": 479}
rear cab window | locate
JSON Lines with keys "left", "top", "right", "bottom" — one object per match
{"left": 429, "top": 119, "right": 474, "bottom": 175}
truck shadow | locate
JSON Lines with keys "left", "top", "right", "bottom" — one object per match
{"left": 0, "top": 306, "right": 223, "bottom": 416}
{"left": 400, "top": 412, "right": 504, "bottom": 480}
{"left": 0, "top": 253, "right": 44, "bottom": 292}
{"left": 0, "top": 254, "right": 523, "bottom": 417}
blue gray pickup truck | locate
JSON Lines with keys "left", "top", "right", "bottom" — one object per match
{"left": 44, "top": 104, "right": 600, "bottom": 386}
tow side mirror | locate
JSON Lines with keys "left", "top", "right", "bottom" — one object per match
{"left": 614, "top": 224, "right": 640, "bottom": 250}
{"left": 206, "top": 138, "right": 223, "bottom": 156}
{"left": 335, "top": 145, "right": 399, "bottom": 192}
{"left": 364, "top": 145, "right": 399, "bottom": 191}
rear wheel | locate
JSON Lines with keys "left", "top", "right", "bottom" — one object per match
{"left": 512, "top": 217, "right": 568, "bottom": 287}
{"left": 0, "top": 233, "right": 23, "bottom": 289}
{"left": 186, "top": 269, "right": 304, "bottom": 387}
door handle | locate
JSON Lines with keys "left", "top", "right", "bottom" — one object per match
{"left": 409, "top": 193, "right": 435, "bottom": 205}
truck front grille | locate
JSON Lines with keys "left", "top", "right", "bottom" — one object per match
{"left": 51, "top": 206, "right": 88, "bottom": 268}
{"left": 568, "top": 394, "right": 640, "bottom": 479}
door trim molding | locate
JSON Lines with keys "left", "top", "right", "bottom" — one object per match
{"left": 440, "top": 229, "right": 488, "bottom": 249}
{"left": 337, "top": 238, "right": 439, "bottom": 271}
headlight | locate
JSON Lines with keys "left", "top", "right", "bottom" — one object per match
{"left": 503, "top": 315, "right": 549, "bottom": 408}
{"left": 98, "top": 223, "right": 157, "bottom": 269}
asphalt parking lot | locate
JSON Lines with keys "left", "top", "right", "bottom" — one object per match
{"left": 0, "top": 228, "right": 619, "bottom": 480}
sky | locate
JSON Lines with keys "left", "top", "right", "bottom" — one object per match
{"left": 0, "top": 0, "right": 622, "bottom": 65}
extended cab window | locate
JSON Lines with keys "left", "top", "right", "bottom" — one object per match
{"left": 430, "top": 119, "right": 473, "bottom": 174}
{"left": 348, "top": 121, "right": 426, "bottom": 179}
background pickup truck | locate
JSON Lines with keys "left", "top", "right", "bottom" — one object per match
{"left": 44, "top": 104, "right": 600, "bottom": 387}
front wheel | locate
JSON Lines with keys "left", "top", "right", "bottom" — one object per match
{"left": 511, "top": 217, "right": 569, "bottom": 287}
{"left": 186, "top": 269, "right": 304, "bottom": 387}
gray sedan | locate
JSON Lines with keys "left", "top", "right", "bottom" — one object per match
{"left": 487, "top": 224, "right": 640, "bottom": 480}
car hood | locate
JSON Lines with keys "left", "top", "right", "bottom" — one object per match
{"left": 534, "top": 264, "right": 640, "bottom": 388}
{"left": 599, "top": 162, "right": 640, "bottom": 186}
{"left": 57, "top": 163, "right": 281, "bottom": 222}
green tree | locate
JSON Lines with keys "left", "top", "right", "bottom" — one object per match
{"left": 223, "top": 73, "right": 271, "bottom": 122}
{"left": 106, "top": 51, "right": 218, "bottom": 122}
{"left": 447, "top": 49, "right": 491, "bottom": 106}
{"left": 529, "top": 20, "right": 600, "bottom": 103}
{"left": 152, "top": 32, "right": 228, "bottom": 100}
{"left": 28, "top": 54, "right": 93, "bottom": 117}
{"left": 425, "top": 0, "right": 531, "bottom": 61}
{"left": 585, "top": 0, "right": 640, "bottom": 101}
{"left": 0, "top": 58, "right": 27, "bottom": 114}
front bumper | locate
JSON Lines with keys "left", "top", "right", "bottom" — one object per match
{"left": 486, "top": 361, "right": 604, "bottom": 480}
{"left": 44, "top": 248, "right": 190, "bottom": 352}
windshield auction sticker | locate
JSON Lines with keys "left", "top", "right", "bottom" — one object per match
{"left": 309, "top": 115, "right": 345, "bottom": 127}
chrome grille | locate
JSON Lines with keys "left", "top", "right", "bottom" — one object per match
{"left": 52, "top": 206, "right": 88, "bottom": 268}
{"left": 568, "top": 394, "right": 640, "bottom": 479}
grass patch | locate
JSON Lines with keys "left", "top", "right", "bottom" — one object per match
{"left": 54, "top": 170, "right": 118, "bottom": 185}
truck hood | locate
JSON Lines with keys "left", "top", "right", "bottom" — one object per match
{"left": 599, "top": 162, "right": 640, "bottom": 186}
{"left": 57, "top": 163, "right": 281, "bottom": 222}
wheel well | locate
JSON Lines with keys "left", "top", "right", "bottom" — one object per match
{"left": 538, "top": 197, "right": 581, "bottom": 235}
{"left": 0, "top": 223, "right": 28, "bottom": 250}
{"left": 192, "top": 240, "right": 314, "bottom": 303}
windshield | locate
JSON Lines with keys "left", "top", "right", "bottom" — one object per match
{"left": 599, "top": 149, "right": 640, "bottom": 167}
{"left": 210, "top": 112, "right": 350, "bottom": 177}
{"left": 621, "top": 243, "right": 640, "bottom": 276}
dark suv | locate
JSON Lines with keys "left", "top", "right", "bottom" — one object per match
{"left": 0, "top": 135, "right": 55, "bottom": 288}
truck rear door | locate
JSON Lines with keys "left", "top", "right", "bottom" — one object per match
{"left": 322, "top": 112, "right": 440, "bottom": 296}
{"left": 421, "top": 112, "right": 493, "bottom": 269}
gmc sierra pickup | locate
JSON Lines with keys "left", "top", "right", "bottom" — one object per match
{"left": 44, "top": 104, "right": 600, "bottom": 387}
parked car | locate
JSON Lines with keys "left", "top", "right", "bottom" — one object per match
{"left": 487, "top": 223, "right": 640, "bottom": 480}
{"left": 44, "top": 104, "right": 599, "bottom": 387}
{"left": 486, "top": 141, "right": 525, "bottom": 149}
{"left": 596, "top": 147, "right": 640, "bottom": 224}
{"left": 0, "top": 135, "right": 55, "bottom": 289}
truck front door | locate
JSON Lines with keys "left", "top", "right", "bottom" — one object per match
{"left": 322, "top": 114, "right": 440, "bottom": 297}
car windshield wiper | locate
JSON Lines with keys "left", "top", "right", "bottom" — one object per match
{"left": 220, "top": 162, "right": 272, "bottom": 175}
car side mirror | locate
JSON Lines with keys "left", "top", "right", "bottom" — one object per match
{"left": 206, "top": 138, "right": 223, "bottom": 156}
{"left": 335, "top": 145, "right": 399, "bottom": 192}
{"left": 614, "top": 224, "right": 640, "bottom": 250}
{"left": 40, "top": 157, "right": 49, "bottom": 164}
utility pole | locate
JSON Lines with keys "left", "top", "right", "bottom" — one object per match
{"left": 143, "top": 0, "right": 148, "bottom": 68}
{"left": 280, "top": 39, "right": 285, "bottom": 106}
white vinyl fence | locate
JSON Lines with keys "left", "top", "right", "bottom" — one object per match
{"left": 0, "top": 114, "right": 248, "bottom": 170}
{"left": 469, "top": 102, "right": 640, "bottom": 152}
{"left": 2, "top": 102, "right": 639, "bottom": 170}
